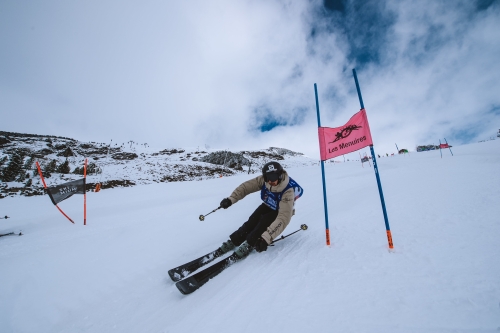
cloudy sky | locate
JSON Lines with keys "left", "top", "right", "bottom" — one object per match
{"left": 1, "top": 0, "right": 499, "bottom": 158}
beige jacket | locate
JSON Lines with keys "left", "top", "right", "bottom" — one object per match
{"left": 227, "top": 170, "right": 295, "bottom": 244}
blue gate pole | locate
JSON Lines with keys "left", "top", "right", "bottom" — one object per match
{"left": 314, "top": 83, "right": 331, "bottom": 246}
{"left": 439, "top": 139, "right": 443, "bottom": 158}
{"left": 444, "top": 138, "right": 453, "bottom": 156}
{"left": 352, "top": 69, "right": 393, "bottom": 249}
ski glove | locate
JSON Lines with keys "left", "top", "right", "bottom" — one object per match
{"left": 220, "top": 198, "right": 232, "bottom": 209}
{"left": 254, "top": 238, "right": 268, "bottom": 253}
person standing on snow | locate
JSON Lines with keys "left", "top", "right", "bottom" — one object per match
{"left": 217, "top": 161, "right": 303, "bottom": 259}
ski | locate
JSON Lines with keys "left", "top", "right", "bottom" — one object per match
{"left": 0, "top": 231, "right": 22, "bottom": 237}
{"left": 168, "top": 247, "right": 226, "bottom": 282}
{"left": 175, "top": 252, "right": 243, "bottom": 295}
{"left": 172, "top": 225, "right": 309, "bottom": 293}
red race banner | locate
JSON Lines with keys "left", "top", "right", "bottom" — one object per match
{"left": 318, "top": 108, "right": 373, "bottom": 160}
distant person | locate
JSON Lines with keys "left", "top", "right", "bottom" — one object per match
{"left": 218, "top": 161, "right": 303, "bottom": 258}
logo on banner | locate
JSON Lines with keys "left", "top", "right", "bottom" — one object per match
{"left": 58, "top": 186, "right": 78, "bottom": 196}
{"left": 329, "top": 124, "right": 362, "bottom": 144}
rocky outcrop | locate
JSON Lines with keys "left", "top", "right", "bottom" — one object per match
{"left": 0, "top": 131, "right": 312, "bottom": 199}
{"left": 112, "top": 152, "right": 138, "bottom": 160}
{"left": 200, "top": 151, "right": 250, "bottom": 170}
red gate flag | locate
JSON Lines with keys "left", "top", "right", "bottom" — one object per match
{"left": 318, "top": 108, "right": 373, "bottom": 161}
{"left": 439, "top": 143, "right": 449, "bottom": 148}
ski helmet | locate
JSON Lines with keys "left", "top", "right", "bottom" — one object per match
{"left": 262, "top": 161, "right": 283, "bottom": 182}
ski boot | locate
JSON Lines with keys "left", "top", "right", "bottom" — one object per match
{"left": 219, "top": 239, "right": 235, "bottom": 254}
{"left": 235, "top": 240, "right": 252, "bottom": 259}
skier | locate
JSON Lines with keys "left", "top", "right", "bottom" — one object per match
{"left": 217, "top": 161, "right": 303, "bottom": 259}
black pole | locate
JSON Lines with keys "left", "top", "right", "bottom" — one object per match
{"left": 199, "top": 207, "right": 221, "bottom": 221}
{"left": 270, "top": 224, "right": 308, "bottom": 245}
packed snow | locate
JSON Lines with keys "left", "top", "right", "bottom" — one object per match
{"left": 1, "top": 140, "right": 499, "bottom": 333}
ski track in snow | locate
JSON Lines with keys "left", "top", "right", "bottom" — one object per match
{"left": 1, "top": 140, "right": 500, "bottom": 333}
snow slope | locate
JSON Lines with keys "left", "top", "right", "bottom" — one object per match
{"left": 1, "top": 140, "right": 499, "bottom": 333}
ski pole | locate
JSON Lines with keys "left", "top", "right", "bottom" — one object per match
{"left": 199, "top": 207, "right": 222, "bottom": 221}
{"left": 270, "top": 224, "right": 308, "bottom": 245}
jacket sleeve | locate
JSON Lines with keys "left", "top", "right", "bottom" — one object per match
{"left": 227, "top": 176, "right": 263, "bottom": 204}
{"left": 260, "top": 188, "right": 294, "bottom": 244}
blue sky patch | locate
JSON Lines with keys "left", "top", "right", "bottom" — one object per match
{"left": 251, "top": 105, "right": 308, "bottom": 133}
{"left": 324, "top": 0, "right": 345, "bottom": 13}
{"left": 319, "top": 0, "right": 397, "bottom": 68}
{"left": 476, "top": 0, "right": 498, "bottom": 11}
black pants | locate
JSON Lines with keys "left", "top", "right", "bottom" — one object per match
{"left": 229, "top": 203, "right": 279, "bottom": 246}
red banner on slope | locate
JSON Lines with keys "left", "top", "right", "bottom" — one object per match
{"left": 318, "top": 109, "right": 373, "bottom": 161}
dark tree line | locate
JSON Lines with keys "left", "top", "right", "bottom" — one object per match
{"left": 0, "top": 151, "right": 97, "bottom": 183}
{"left": 0, "top": 150, "right": 31, "bottom": 182}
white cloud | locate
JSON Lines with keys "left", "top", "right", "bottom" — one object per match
{"left": 1, "top": 0, "right": 499, "bottom": 159}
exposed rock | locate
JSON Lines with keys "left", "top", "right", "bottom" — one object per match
{"left": 242, "top": 150, "right": 284, "bottom": 161}
{"left": 112, "top": 152, "right": 138, "bottom": 160}
{"left": 0, "top": 136, "right": 11, "bottom": 146}
{"left": 33, "top": 148, "right": 55, "bottom": 158}
{"left": 54, "top": 144, "right": 69, "bottom": 150}
{"left": 200, "top": 151, "right": 250, "bottom": 169}
{"left": 88, "top": 180, "right": 136, "bottom": 190}
{"left": 57, "top": 147, "right": 76, "bottom": 157}
{"left": 152, "top": 148, "right": 185, "bottom": 156}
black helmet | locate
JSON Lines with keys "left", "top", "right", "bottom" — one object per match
{"left": 262, "top": 161, "right": 284, "bottom": 182}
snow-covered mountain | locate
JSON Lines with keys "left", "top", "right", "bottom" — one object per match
{"left": 0, "top": 131, "right": 317, "bottom": 199}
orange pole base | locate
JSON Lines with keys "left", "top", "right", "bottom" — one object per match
{"left": 386, "top": 230, "right": 394, "bottom": 249}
